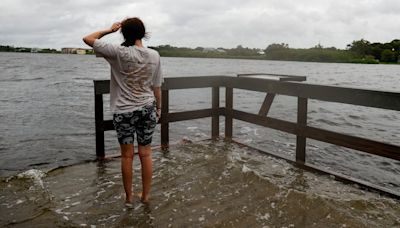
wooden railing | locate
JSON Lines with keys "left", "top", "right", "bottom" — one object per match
{"left": 94, "top": 75, "right": 400, "bottom": 198}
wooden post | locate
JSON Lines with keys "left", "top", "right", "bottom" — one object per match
{"left": 296, "top": 97, "right": 307, "bottom": 163}
{"left": 258, "top": 93, "right": 276, "bottom": 116}
{"left": 225, "top": 87, "right": 233, "bottom": 140}
{"left": 212, "top": 86, "right": 220, "bottom": 140}
{"left": 161, "top": 89, "right": 169, "bottom": 150}
{"left": 94, "top": 94, "right": 105, "bottom": 158}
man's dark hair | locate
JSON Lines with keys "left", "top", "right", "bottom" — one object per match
{"left": 121, "top": 17, "right": 147, "bottom": 47}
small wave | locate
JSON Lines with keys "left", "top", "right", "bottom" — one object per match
{"left": 17, "top": 138, "right": 50, "bottom": 143}
{"left": 179, "top": 136, "right": 194, "bottom": 144}
{"left": 28, "top": 162, "right": 50, "bottom": 167}
{"left": 16, "top": 169, "right": 46, "bottom": 189}
{"left": 18, "top": 133, "right": 92, "bottom": 143}
{"left": 0, "top": 99, "right": 27, "bottom": 104}
{"left": 373, "top": 128, "right": 387, "bottom": 132}
{"left": 241, "top": 164, "right": 253, "bottom": 173}
{"left": 1, "top": 77, "right": 44, "bottom": 82}
{"left": 342, "top": 121, "right": 363, "bottom": 129}
{"left": 317, "top": 107, "right": 330, "bottom": 113}
{"left": 348, "top": 114, "right": 366, "bottom": 121}
{"left": 238, "top": 126, "right": 258, "bottom": 135}
{"left": 385, "top": 182, "right": 400, "bottom": 188}
{"left": 3, "top": 65, "right": 24, "bottom": 69}
{"left": 46, "top": 81, "right": 71, "bottom": 86}
{"left": 379, "top": 114, "right": 398, "bottom": 121}
{"left": 315, "top": 119, "right": 338, "bottom": 126}
{"left": 72, "top": 77, "right": 95, "bottom": 81}
{"left": 55, "top": 69, "right": 75, "bottom": 73}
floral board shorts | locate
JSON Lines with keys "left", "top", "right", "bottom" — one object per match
{"left": 112, "top": 103, "right": 157, "bottom": 145}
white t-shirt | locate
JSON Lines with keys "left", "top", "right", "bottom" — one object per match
{"left": 93, "top": 39, "right": 163, "bottom": 114}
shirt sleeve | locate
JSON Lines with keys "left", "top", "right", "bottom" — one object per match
{"left": 93, "top": 39, "right": 119, "bottom": 59}
{"left": 152, "top": 58, "right": 164, "bottom": 87}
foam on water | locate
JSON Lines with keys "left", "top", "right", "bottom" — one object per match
{"left": 15, "top": 169, "right": 46, "bottom": 189}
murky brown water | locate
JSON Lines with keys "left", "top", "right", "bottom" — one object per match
{"left": 1, "top": 141, "right": 400, "bottom": 227}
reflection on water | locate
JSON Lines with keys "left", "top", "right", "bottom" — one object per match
{"left": 1, "top": 141, "right": 399, "bottom": 227}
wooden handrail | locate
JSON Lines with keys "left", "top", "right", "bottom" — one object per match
{"left": 94, "top": 75, "right": 400, "bottom": 198}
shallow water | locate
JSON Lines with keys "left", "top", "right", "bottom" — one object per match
{"left": 1, "top": 52, "right": 400, "bottom": 223}
{"left": 1, "top": 141, "right": 399, "bottom": 227}
{"left": 1, "top": 54, "right": 399, "bottom": 176}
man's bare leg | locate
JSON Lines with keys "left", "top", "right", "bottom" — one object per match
{"left": 120, "top": 144, "right": 134, "bottom": 203}
{"left": 138, "top": 144, "right": 152, "bottom": 203}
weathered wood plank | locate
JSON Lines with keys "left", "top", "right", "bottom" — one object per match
{"left": 258, "top": 93, "right": 276, "bottom": 116}
{"left": 162, "top": 76, "right": 225, "bottom": 90}
{"left": 168, "top": 109, "right": 212, "bottom": 122}
{"left": 212, "top": 87, "right": 220, "bottom": 140}
{"left": 94, "top": 80, "right": 110, "bottom": 95}
{"left": 96, "top": 77, "right": 400, "bottom": 111}
{"left": 161, "top": 90, "right": 169, "bottom": 150}
{"left": 103, "top": 120, "right": 114, "bottom": 131}
{"left": 233, "top": 109, "right": 400, "bottom": 160}
{"left": 225, "top": 87, "right": 233, "bottom": 140}
{"left": 229, "top": 77, "right": 400, "bottom": 111}
{"left": 94, "top": 94, "right": 105, "bottom": 158}
{"left": 233, "top": 110, "right": 298, "bottom": 135}
{"left": 237, "top": 73, "right": 307, "bottom": 82}
{"left": 94, "top": 76, "right": 400, "bottom": 160}
{"left": 302, "top": 126, "right": 400, "bottom": 161}
{"left": 296, "top": 97, "right": 308, "bottom": 163}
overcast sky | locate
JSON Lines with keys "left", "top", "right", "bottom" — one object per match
{"left": 1, "top": 0, "right": 399, "bottom": 50}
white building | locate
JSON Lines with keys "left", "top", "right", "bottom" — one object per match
{"left": 30, "top": 48, "right": 42, "bottom": 53}
{"left": 76, "top": 49, "right": 86, "bottom": 55}
{"left": 61, "top": 48, "right": 91, "bottom": 54}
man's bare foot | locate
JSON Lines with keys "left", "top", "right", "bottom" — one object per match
{"left": 125, "top": 193, "right": 133, "bottom": 206}
{"left": 125, "top": 202, "right": 134, "bottom": 209}
{"left": 137, "top": 192, "right": 150, "bottom": 203}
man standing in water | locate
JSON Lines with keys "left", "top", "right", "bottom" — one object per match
{"left": 83, "top": 17, "right": 163, "bottom": 206}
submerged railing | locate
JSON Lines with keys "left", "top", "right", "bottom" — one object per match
{"left": 94, "top": 75, "right": 400, "bottom": 198}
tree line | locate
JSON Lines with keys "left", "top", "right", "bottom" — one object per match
{"left": 346, "top": 39, "right": 400, "bottom": 63}
{"left": 0, "top": 45, "right": 59, "bottom": 53}
{"left": 149, "top": 44, "right": 264, "bottom": 59}
{"left": 150, "top": 39, "right": 400, "bottom": 64}
{"left": 2, "top": 39, "right": 399, "bottom": 63}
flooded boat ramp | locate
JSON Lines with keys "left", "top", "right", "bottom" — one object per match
{"left": 1, "top": 141, "right": 399, "bottom": 227}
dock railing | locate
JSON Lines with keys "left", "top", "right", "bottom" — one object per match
{"left": 94, "top": 75, "right": 400, "bottom": 198}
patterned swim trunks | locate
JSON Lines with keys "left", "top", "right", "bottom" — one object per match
{"left": 112, "top": 103, "right": 157, "bottom": 145}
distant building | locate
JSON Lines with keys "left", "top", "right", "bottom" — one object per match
{"left": 257, "top": 50, "right": 265, "bottom": 55}
{"left": 62, "top": 48, "right": 76, "bottom": 54}
{"left": 216, "top": 48, "right": 226, "bottom": 53}
{"left": 31, "top": 48, "right": 42, "bottom": 53}
{"left": 15, "top": 48, "right": 30, "bottom": 52}
{"left": 62, "top": 48, "right": 92, "bottom": 54}
{"left": 76, "top": 49, "right": 86, "bottom": 55}
{"left": 203, "top": 47, "right": 216, "bottom": 52}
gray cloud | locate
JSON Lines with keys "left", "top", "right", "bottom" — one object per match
{"left": 0, "top": 0, "right": 399, "bottom": 49}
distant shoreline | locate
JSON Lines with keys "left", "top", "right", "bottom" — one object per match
{"left": 2, "top": 38, "right": 399, "bottom": 64}
{"left": 1, "top": 49, "right": 399, "bottom": 65}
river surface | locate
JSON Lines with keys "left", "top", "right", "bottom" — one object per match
{"left": 0, "top": 52, "right": 400, "bottom": 227}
